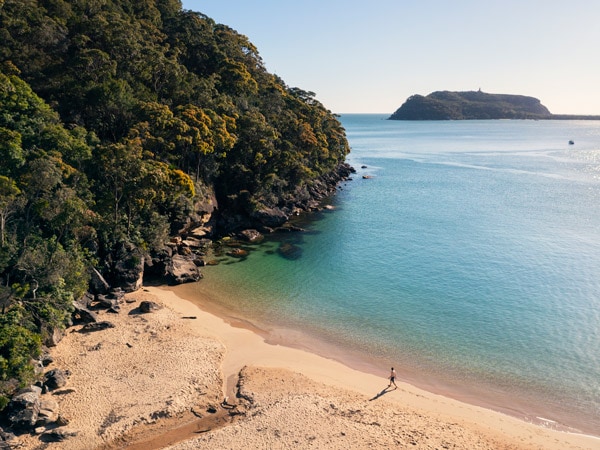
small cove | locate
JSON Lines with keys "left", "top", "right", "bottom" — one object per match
{"left": 175, "top": 115, "right": 600, "bottom": 436}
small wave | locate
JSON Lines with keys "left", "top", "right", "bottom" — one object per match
{"left": 423, "top": 160, "right": 571, "bottom": 180}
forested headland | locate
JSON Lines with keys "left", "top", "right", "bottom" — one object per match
{"left": 389, "top": 90, "right": 600, "bottom": 120}
{"left": 0, "top": 0, "right": 351, "bottom": 409}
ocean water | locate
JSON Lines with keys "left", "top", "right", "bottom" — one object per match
{"left": 177, "top": 115, "right": 600, "bottom": 435}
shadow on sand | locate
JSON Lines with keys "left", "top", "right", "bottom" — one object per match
{"left": 369, "top": 385, "right": 397, "bottom": 401}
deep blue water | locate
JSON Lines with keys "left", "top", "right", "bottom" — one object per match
{"left": 178, "top": 115, "right": 600, "bottom": 434}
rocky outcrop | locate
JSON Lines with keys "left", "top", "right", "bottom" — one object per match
{"left": 0, "top": 426, "right": 18, "bottom": 448}
{"left": 7, "top": 387, "right": 42, "bottom": 430}
{"left": 6, "top": 365, "right": 77, "bottom": 443}
{"left": 43, "top": 327, "right": 64, "bottom": 348}
{"left": 36, "top": 398, "right": 60, "bottom": 426}
{"left": 94, "top": 162, "right": 354, "bottom": 290}
{"left": 108, "top": 243, "right": 144, "bottom": 292}
{"left": 72, "top": 301, "right": 98, "bottom": 324}
{"left": 239, "top": 229, "right": 264, "bottom": 243}
{"left": 168, "top": 254, "right": 202, "bottom": 285}
{"left": 89, "top": 267, "right": 110, "bottom": 295}
{"left": 69, "top": 161, "right": 353, "bottom": 301}
{"left": 250, "top": 206, "right": 289, "bottom": 228}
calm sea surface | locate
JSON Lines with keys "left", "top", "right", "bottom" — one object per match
{"left": 177, "top": 115, "right": 600, "bottom": 435}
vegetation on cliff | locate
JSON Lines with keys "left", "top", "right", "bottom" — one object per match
{"left": 389, "top": 90, "right": 552, "bottom": 120}
{"left": 0, "top": 0, "right": 350, "bottom": 405}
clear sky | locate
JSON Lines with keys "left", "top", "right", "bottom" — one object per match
{"left": 181, "top": 1, "right": 600, "bottom": 115}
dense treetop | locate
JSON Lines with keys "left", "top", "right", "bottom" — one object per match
{"left": 0, "top": 0, "right": 350, "bottom": 405}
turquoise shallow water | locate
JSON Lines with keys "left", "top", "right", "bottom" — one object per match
{"left": 180, "top": 115, "right": 600, "bottom": 435}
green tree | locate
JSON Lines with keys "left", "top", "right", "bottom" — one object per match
{"left": 0, "top": 176, "right": 22, "bottom": 249}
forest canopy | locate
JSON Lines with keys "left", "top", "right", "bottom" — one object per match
{"left": 0, "top": 0, "right": 350, "bottom": 405}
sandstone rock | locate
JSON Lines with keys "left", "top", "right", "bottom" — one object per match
{"left": 139, "top": 300, "right": 162, "bottom": 313}
{"left": 95, "top": 294, "right": 119, "bottom": 310}
{"left": 41, "top": 353, "right": 54, "bottom": 367}
{"left": 239, "top": 229, "right": 264, "bottom": 243}
{"left": 227, "top": 248, "right": 249, "bottom": 258}
{"left": 250, "top": 207, "right": 288, "bottom": 228}
{"left": 56, "top": 415, "right": 70, "bottom": 426}
{"left": 168, "top": 255, "right": 201, "bottom": 285}
{"left": 36, "top": 398, "right": 60, "bottom": 426}
{"left": 181, "top": 237, "right": 210, "bottom": 250}
{"left": 72, "top": 301, "right": 98, "bottom": 324}
{"left": 44, "top": 327, "right": 64, "bottom": 347}
{"left": 8, "top": 387, "right": 42, "bottom": 430}
{"left": 190, "top": 225, "right": 212, "bottom": 238}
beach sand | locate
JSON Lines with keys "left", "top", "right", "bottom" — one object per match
{"left": 18, "top": 286, "right": 599, "bottom": 449}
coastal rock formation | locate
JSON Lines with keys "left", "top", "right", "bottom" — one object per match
{"left": 0, "top": 426, "right": 18, "bottom": 447}
{"left": 239, "top": 229, "right": 264, "bottom": 243}
{"left": 43, "top": 369, "right": 69, "bottom": 391}
{"left": 139, "top": 300, "right": 162, "bottom": 313}
{"left": 389, "top": 90, "right": 552, "bottom": 120}
{"left": 168, "top": 255, "right": 202, "bottom": 285}
{"left": 277, "top": 242, "right": 303, "bottom": 260}
{"left": 72, "top": 302, "right": 97, "bottom": 321}
{"left": 89, "top": 268, "right": 110, "bottom": 295}
{"left": 108, "top": 243, "right": 145, "bottom": 293}
{"left": 7, "top": 387, "right": 42, "bottom": 430}
{"left": 36, "top": 398, "right": 60, "bottom": 426}
{"left": 226, "top": 248, "right": 249, "bottom": 258}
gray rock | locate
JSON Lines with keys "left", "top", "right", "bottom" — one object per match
{"left": 44, "top": 327, "right": 64, "bottom": 347}
{"left": 40, "top": 428, "right": 78, "bottom": 442}
{"left": 72, "top": 300, "right": 98, "bottom": 324}
{"left": 139, "top": 301, "right": 162, "bottom": 313}
{"left": 95, "top": 294, "right": 119, "bottom": 310}
{"left": 89, "top": 267, "right": 110, "bottom": 295}
{"left": 44, "top": 369, "right": 69, "bottom": 391}
{"left": 111, "top": 243, "right": 144, "bottom": 292}
{"left": 168, "top": 255, "right": 202, "bottom": 285}
{"left": 239, "top": 229, "right": 264, "bottom": 243}
{"left": 78, "top": 321, "right": 115, "bottom": 333}
{"left": 8, "top": 387, "right": 42, "bottom": 430}
{"left": 41, "top": 353, "right": 54, "bottom": 367}
{"left": 0, "top": 426, "right": 18, "bottom": 448}
{"left": 251, "top": 206, "right": 288, "bottom": 228}
{"left": 36, "top": 398, "right": 60, "bottom": 426}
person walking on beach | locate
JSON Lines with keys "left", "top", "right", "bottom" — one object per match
{"left": 388, "top": 367, "right": 397, "bottom": 389}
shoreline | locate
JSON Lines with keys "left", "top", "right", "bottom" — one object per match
{"left": 169, "top": 278, "right": 599, "bottom": 438}
{"left": 20, "top": 285, "right": 599, "bottom": 449}
{"left": 154, "top": 285, "right": 599, "bottom": 449}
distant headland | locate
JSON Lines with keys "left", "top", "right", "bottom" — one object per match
{"left": 389, "top": 90, "right": 600, "bottom": 120}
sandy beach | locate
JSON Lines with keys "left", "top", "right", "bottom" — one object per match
{"left": 17, "top": 286, "right": 599, "bottom": 449}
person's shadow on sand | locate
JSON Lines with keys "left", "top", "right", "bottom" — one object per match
{"left": 369, "top": 385, "right": 397, "bottom": 401}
